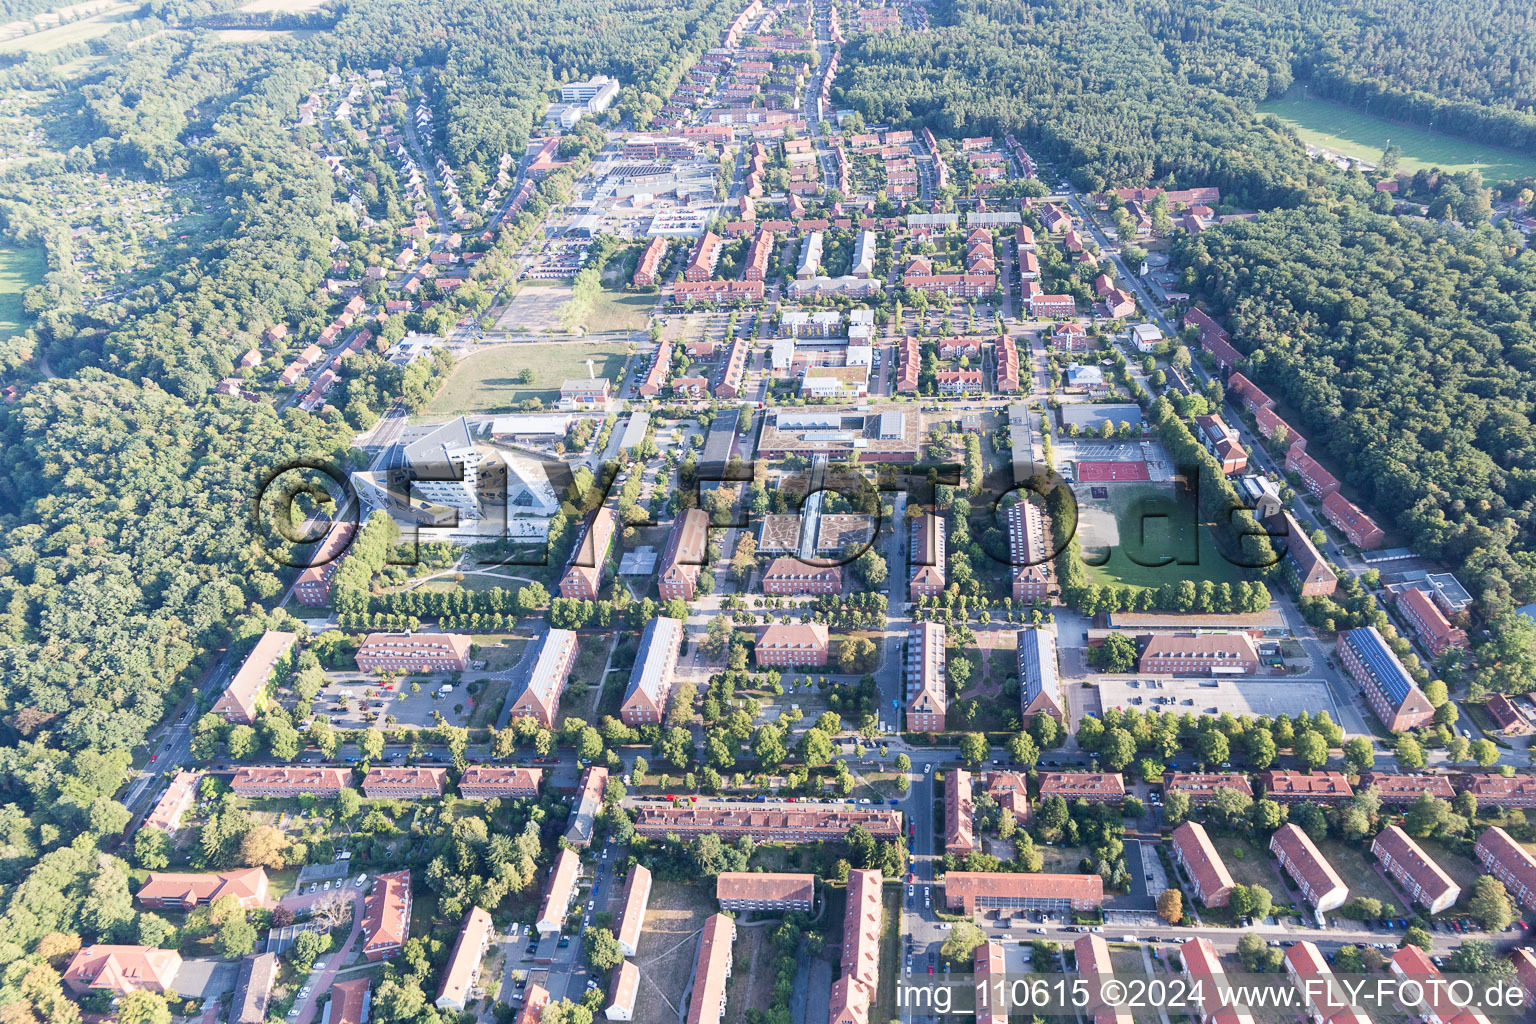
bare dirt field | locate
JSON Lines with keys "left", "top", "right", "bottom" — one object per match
{"left": 632, "top": 881, "right": 715, "bottom": 1024}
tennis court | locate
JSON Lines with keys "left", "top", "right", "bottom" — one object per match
{"left": 1076, "top": 460, "right": 1150, "bottom": 482}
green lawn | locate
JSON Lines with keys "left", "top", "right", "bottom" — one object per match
{"left": 1080, "top": 481, "right": 1252, "bottom": 591}
{"left": 0, "top": 243, "right": 46, "bottom": 336}
{"left": 0, "top": 1, "right": 135, "bottom": 53}
{"left": 585, "top": 290, "right": 653, "bottom": 334}
{"left": 1258, "top": 89, "right": 1536, "bottom": 182}
{"left": 425, "top": 341, "right": 630, "bottom": 414}
{"left": 1315, "top": 839, "right": 1404, "bottom": 916}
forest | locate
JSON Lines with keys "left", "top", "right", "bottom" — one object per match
{"left": 0, "top": 0, "right": 746, "bottom": 1007}
{"left": 835, "top": 0, "right": 1536, "bottom": 198}
{"left": 1171, "top": 199, "right": 1536, "bottom": 627}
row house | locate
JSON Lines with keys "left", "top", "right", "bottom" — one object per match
{"left": 633, "top": 806, "right": 903, "bottom": 843}
{"left": 674, "top": 279, "right": 766, "bottom": 304}
{"left": 362, "top": 766, "right": 447, "bottom": 799}
{"left": 231, "top": 766, "right": 351, "bottom": 799}
{"left": 944, "top": 768, "right": 976, "bottom": 855}
{"left": 995, "top": 334, "right": 1021, "bottom": 393}
{"left": 1356, "top": 772, "right": 1453, "bottom": 805}
{"left": 1259, "top": 770, "right": 1353, "bottom": 803}
{"left": 715, "top": 335, "right": 749, "bottom": 399}
{"left": 934, "top": 369, "right": 983, "bottom": 395}
{"left": 1039, "top": 772, "right": 1124, "bottom": 804}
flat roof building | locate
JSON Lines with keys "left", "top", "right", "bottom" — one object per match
{"left": 945, "top": 872, "right": 1105, "bottom": 914}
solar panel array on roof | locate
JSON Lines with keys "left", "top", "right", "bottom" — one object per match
{"left": 1345, "top": 627, "right": 1413, "bottom": 705}
{"left": 1018, "top": 629, "right": 1058, "bottom": 705}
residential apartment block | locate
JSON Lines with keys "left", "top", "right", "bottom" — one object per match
{"left": 1338, "top": 626, "right": 1434, "bottom": 732}
{"left": 905, "top": 621, "right": 947, "bottom": 733}
{"left": 355, "top": 632, "right": 473, "bottom": 673}
{"left": 945, "top": 872, "right": 1105, "bottom": 914}
{"left": 1137, "top": 631, "right": 1259, "bottom": 675}
{"left": 361, "top": 870, "right": 412, "bottom": 961}
{"left": 1372, "top": 825, "right": 1460, "bottom": 914}
{"left": 457, "top": 766, "right": 542, "bottom": 800}
{"left": 620, "top": 617, "right": 684, "bottom": 726}
{"left": 685, "top": 915, "right": 735, "bottom": 1024}
{"left": 715, "top": 872, "right": 815, "bottom": 912}
{"left": 659, "top": 509, "right": 710, "bottom": 600}
{"left": 362, "top": 766, "right": 447, "bottom": 799}
{"left": 1170, "top": 822, "right": 1235, "bottom": 907}
{"left": 908, "top": 514, "right": 947, "bottom": 600}
{"left": 505, "top": 628, "right": 578, "bottom": 728}
{"left": 755, "top": 622, "right": 830, "bottom": 668}
{"left": 1270, "top": 824, "right": 1347, "bottom": 916}
{"left": 559, "top": 507, "right": 617, "bottom": 599}
{"left": 212, "top": 631, "right": 297, "bottom": 724}
{"left": 231, "top": 766, "right": 351, "bottom": 799}
{"left": 632, "top": 805, "right": 902, "bottom": 844}
{"left": 1474, "top": 826, "right": 1536, "bottom": 910}
{"left": 945, "top": 768, "right": 976, "bottom": 855}
{"left": 761, "top": 556, "right": 842, "bottom": 595}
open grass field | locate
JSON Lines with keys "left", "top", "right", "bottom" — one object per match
{"left": 426, "top": 341, "right": 630, "bottom": 414}
{"left": 1209, "top": 834, "right": 1285, "bottom": 891}
{"left": 0, "top": 0, "right": 134, "bottom": 52}
{"left": 1315, "top": 839, "right": 1404, "bottom": 915}
{"left": 724, "top": 918, "right": 778, "bottom": 1024}
{"left": 1078, "top": 481, "right": 1250, "bottom": 591}
{"left": 632, "top": 882, "right": 715, "bottom": 1024}
{"left": 874, "top": 885, "right": 900, "bottom": 1023}
{"left": 1416, "top": 838, "right": 1477, "bottom": 912}
{"left": 1258, "top": 89, "right": 1536, "bottom": 182}
{"left": 0, "top": 243, "right": 45, "bottom": 336}
{"left": 586, "top": 289, "right": 653, "bottom": 334}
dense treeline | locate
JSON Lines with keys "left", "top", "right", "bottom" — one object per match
{"left": 836, "top": 0, "right": 1326, "bottom": 206}
{"left": 837, "top": 0, "right": 1536, "bottom": 196}
{"left": 1172, "top": 200, "right": 1536, "bottom": 625}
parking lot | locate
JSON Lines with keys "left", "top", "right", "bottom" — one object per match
{"left": 1096, "top": 675, "right": 1343, "bottom": 720}
{"left": 312, "top": 675, "right": 476, "bottom": 729}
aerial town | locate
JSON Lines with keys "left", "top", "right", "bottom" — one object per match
{"left": 3, "top": 0, "right": 1536, "bottom": 1023}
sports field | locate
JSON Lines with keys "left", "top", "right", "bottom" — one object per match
{"left": 0, "top": 243, "right": 45, "bottom": 336}
{"left": 1077, "top": 481, "right": 1249, "bottom": 590}
{"left": 1258, "top": 90, "right": 1536, "bottom": 182}
{"left": 425, "top": 341, "right": 630, "bottom": 414}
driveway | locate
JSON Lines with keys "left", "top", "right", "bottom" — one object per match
{"left": 278, "top": 887, "right": 366, "bottom": 1024}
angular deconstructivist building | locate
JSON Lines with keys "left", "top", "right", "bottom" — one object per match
{"left": 1337, "top": 626, "right": 1434, "bottom": 732}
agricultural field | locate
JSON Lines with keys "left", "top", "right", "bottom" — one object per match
{"left": 425, "top": 340, "right": 632, "bottom": 414}
{"left": 0, "top": 243, "right": 45, "bottom": 336}
{"left": 1258, "top": 89, "right": 1536, "bottom": 182}
{"left": 1077, "top": 481, "right": 1250, "bottom": 591}
{"left": 0, "top": 0, "right": 135, "bottom": 52}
